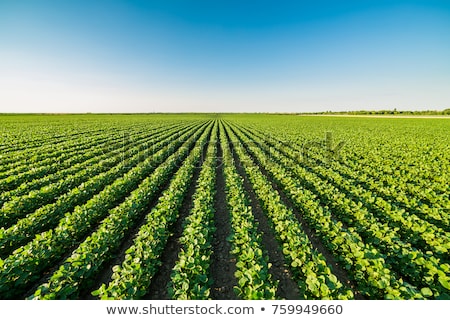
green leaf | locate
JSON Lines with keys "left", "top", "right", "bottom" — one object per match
{"left": 420, "top": 287, "right": 433, "bottom": 297}
{"left": 438, "top": 277, "right": 450, "bottom": 290}
{"left": 238, "top": 277, "right": 247, "bottom": 287}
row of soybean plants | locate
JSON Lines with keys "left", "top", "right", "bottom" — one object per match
{"left": 0, "top": 114, "right": 185, "bottom": 161}
{"left": 224, "top": 121, "right": 425, "bottom": 299}
{"left": 0, "top": 121, "right": 211, "bottom": 299}
{"left": 344, "top": 123, "right": 450, "bottom": 196}
{"left": 299, "top": 144, "right": 450, "bottom": 258}
{"left": 30, "top": 121, "right": 214, "bottom": 299}
{"left": 235, "top": 122, "right": 450, "bottom": 255}
{"left": 299, "top": 134, "right": 450, "bottom": 232}
{"left": 0, "top": 120, "right": 152, "bottom": 175}
{"left": 0, "top": 117, "right": 108, "bottom": 155}
{"left": 218, "top": 122, "right": 278, "bottom": 299}
{"left": 0, "top": 129, "right": 118, "bottom": 191}
{"left": 91, "top": 122, "right": 217, "bottom": 299}
{"left": 0, "top": 120, "right": 186, "bottom": 191}
{"left": 231, "top": 122, "right": 450, "bottom": 299}
{"left": 167, "top": 123, "right": 218, "bottom": 299}
{"left": 0, "top": 122, "right": 200, "bottom": 258}
{"left": 97, "top": 121, "right": 276, "bottom": 300}
{"left": 0, "top": 122, "right": 192, "bottom": 227}
{"left": 0, "top": 120, "right": 189, "bottom": 193}
{"left": 1, "top": 124, "right": 122, "bottom": 173}
{"left": 234, "top": 118, "right": 449, "bottom": 213}
{"left": 237, "top": 122, "right": 450, "bottom": 245}
{"left": 312, "top": 122, "right": 448, "bottom": 225}
{"left": 223, "top": 121, "right": 354, "bottom": 300}
{"left": 285, "top": 123, "right": 450, "bottom": 231}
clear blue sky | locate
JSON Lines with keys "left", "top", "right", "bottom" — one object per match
{"left": 1, "top": 0, "right": 449, "bottom": 113}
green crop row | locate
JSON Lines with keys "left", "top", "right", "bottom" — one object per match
{"left": 29, "top": 122, "right": 213, "bottom": 299}
{"left": 0, "top": 126, "right": 111, "bottom": 168}
{"left": 0, "top": 114, "right": 448, "bottom": 300}
{"left": 168, "top": 124, "right": 218, "bottom": 299}
{"left": 0, "top": 122, "right": 200, "bottom": 258}
{"left": 224, "top": 122, "right": 354, "bottom": 300}
{"left": 92, "top": 123, "right": 213, "bottom": 299}
{"left": 0, "top": 122, "right": 188, "bottom": 207}
{"left": 231, "top": 118, "right": 449, "bottom": 202}
{"left": 0, "top": 123, "right": 196, "bottom": 229}
{"left": 0, "top": 117, "right": 129, "bottom": 158}
{"left": 244, "top": 123, "right": 450, "bottom": 236}
{"left": 226, "top": 121, "right": 423, "bottom": 299}
{"left": 218, "top": 122, "right": 278, "bottom": 299}
{"left": 0, "top": 123, "right": 159, "bottom": 189}
{"left": 0, "top": 122, "right": 209, "bottom": 298}
{"left": 233, "top": 122, "right": 450, "bottom": 299}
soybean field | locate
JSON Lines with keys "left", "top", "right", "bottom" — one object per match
{"left": 0, "top": 114, "right": 449, "bottom": 300}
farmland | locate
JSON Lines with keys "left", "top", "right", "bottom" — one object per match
{"left": 0, "top": 113, "right": 449, "bottom": 300}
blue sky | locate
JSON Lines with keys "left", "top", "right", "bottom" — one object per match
{"left": 1, "top": 0, "right": 449, "bottom": 113}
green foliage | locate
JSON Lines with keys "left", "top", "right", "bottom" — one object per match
{"left": 168, "top": 125, "right": 218, "bottom": 300}
{"left": 0, "top": 121, "right": 207, "bottom": 299}
{"left": 0, "top": 114, "right": 448, "bottom": 300}
{"left": 93, "top": 122, "right": 214, "bottom": 299}
{"left": 219, "top": 123, "right": 278, "bottom": 299}
{"left": 225, "top": 123, "right": 354, "bottom": 299}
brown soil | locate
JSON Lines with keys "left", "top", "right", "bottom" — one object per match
{"left": 209, "top": 140, "right": 239, "bottom": 299}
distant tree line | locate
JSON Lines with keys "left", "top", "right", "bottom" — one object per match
{"left": 301, "top": 108, "right": 450, "bottom": 115}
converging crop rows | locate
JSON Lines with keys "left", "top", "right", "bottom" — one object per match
{"left": 0, "top": 114, "right": 448, "bottom": 299}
